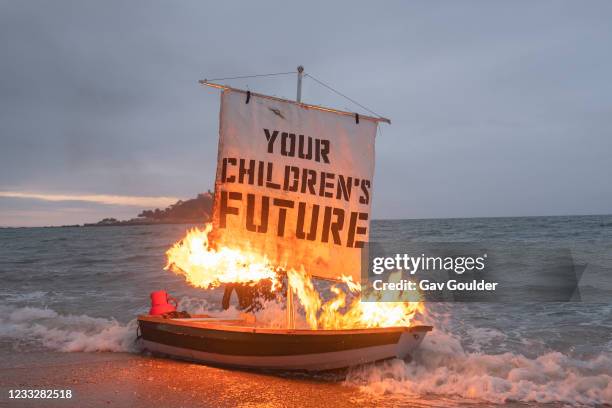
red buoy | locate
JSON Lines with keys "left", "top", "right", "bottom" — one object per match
{"left": 149, "top": 290, "right": 178, "bottom": 315}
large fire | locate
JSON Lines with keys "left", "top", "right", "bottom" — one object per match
{"left": 165, "top": 224, "right": 423, "bottom": 330}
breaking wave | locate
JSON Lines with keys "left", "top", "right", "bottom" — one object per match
{"left": 0, "top": 297, "right": 286, "bottom": 355}
{"left": 346, "top": 327, "right": 612, "bottom": 407}
{"left": 0, "top": 305, "right": 138, "bottom": 353}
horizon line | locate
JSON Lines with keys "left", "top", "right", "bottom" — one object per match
{"left": 0, "top": 191, "right": 181, "bottom": 208}
{"left": 1, "top": 212, "right": 610, "bottom": 229}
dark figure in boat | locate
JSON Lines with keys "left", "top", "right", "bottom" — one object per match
{"left": 222, "top": 276, "right": 285, "bottom": 313}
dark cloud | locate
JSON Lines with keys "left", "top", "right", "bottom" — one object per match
{"left": 1, "top": 0, "right": 611, "bottom": 225}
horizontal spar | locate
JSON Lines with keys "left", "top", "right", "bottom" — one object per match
{"left": 198, "top": 80, "right": 391, "bottom": 125}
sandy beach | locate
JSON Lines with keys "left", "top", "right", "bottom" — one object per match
{"left": 0, "top": 351, "right": 381, "bottom": 408}
{"left": 0, "top": 350, "right": 582, "bottom": 408}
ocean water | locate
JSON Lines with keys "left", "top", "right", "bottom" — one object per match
{"left": 0, "top": 216, "right": 611, "bottom": 406}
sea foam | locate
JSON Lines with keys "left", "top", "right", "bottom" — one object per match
{"left": 0, "top": 305, "right": 137, "bottom": 353}
{"left": 346, "top": 327, "right": 612, "bottom": 406}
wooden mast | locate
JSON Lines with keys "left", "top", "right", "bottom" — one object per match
{"left": 285, "top": 66, "right": 304, "bottom": 330}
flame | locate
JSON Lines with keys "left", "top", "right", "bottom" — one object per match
{"left": 288, "top": 268, "right": 423, "bottom": 329}
{"left": 165, "top": 223, "right": 423, "bottom": 329}
{"left": 165, "top": 224, "right": 281, "bottom": 289}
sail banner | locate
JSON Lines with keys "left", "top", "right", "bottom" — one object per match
{"left": 212, "top": 89, "right": 377, "bottom": 282}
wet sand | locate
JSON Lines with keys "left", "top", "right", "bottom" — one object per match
{"left": 0, "top": 351, "right": 381, "bottom": 408}
{"left": 0, "top": 351, "right": 576, "bottom": 408}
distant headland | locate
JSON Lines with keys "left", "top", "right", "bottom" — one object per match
{"left": 84, "top": 192, "right": 213, "bottom": 227}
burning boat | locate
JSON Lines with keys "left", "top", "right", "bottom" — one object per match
{"left": 138, "top": 316, "right": 430, "bottom": 371}
{"left": 138, "top": 67, "right": 432, "bottom": 371}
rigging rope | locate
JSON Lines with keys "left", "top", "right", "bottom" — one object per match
{"left": 202, "top": 69, "right": 386, "bottom": 120}
{"left": 204, "top": 71, "right": 295, "bottom": 82}
{"left": 304, "top": 73, "right": 384, "bottom": 119}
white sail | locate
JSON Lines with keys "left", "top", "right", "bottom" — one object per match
{"left": 211, "top": 88, "right": 377, "bottom": 282}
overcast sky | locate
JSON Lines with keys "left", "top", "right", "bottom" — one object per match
{"left": 1, "top": 1, "right": 611, "bottom": 226}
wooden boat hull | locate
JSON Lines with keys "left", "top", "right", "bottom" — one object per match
{"left": 138, "top": 315, "right": 432, "bottom": 371}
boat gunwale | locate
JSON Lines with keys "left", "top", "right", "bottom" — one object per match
{"left": 138, "top": 315, "right": 432, "bottom": 336}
